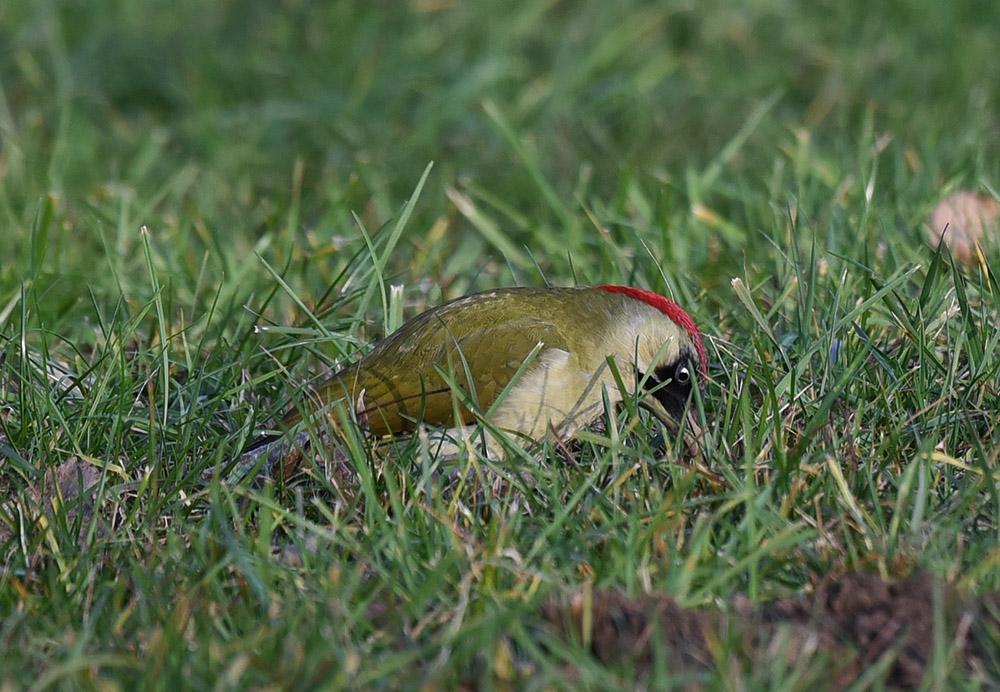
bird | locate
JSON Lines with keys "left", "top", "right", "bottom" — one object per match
{"left": 270, "top": 285, "right": 707, "bottom": 457}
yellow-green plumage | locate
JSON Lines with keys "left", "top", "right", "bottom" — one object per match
{"left": 286, "top": 286, "right": 707, "bottom": 449}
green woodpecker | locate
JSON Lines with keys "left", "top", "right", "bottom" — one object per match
{"left": 277, "top": 285, "right": 707, "bottom": 454}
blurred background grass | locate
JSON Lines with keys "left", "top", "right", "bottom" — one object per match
{"left": 2, "top": 0, "right": 999, "bottom": 689}
{"left": 3, "top": 0, "right": 997, "bottom": 314}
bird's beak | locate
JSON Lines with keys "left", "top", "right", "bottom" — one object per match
{"left": 640, "top": 399, "right": 707, "bottom": 467}
{"left": 641, "top": 399, "right": 700, "bottom": 440}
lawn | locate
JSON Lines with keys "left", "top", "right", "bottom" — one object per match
{"left": 2, "top": 0, "right": 999, "bottom": 689}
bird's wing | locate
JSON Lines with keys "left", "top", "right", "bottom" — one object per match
{"left": 316, "top": 313, "right": 570, "bottom": 435}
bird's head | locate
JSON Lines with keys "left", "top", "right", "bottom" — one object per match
{"left": 596, "top": 285, "right": 708, "bottom": 424}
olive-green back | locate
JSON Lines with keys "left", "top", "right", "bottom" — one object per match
{"left": 308, "top": 287, "right": 624, "bottom": 434}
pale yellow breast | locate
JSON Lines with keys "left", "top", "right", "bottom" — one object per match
{"left": 490, "top": 347, "right": 618, "bottom": 441}
{"left": 487, "top": 301, "right": 685, "bottom": 445}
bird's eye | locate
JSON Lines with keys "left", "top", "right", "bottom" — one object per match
{"left": 675, "top": 364, "right": 690, "bottom": 385}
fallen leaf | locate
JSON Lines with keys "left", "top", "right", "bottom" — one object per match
{"left": 0, "top": 456, "right": 105, "bottom": 547}
{"left": 928, "top": 191, "right": 1000, "bottom": 264}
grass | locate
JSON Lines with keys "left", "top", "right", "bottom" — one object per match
{"left": 2, "top": 0, "right": 999, "bottom": 689}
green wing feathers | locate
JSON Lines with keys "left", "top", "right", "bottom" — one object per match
{"left": 307, "top": 295, "right": 576, "bottom": 435}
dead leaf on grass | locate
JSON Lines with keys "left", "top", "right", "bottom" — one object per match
{"left": 928, "top": 191, "right": 1000, "bottom": 264}
{"left": 0, "top": 456, "right": 106, "bottom": 546}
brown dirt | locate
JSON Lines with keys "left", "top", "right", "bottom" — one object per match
{"left": 543, "top": 572, "right": 1000, "bottom": 689}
